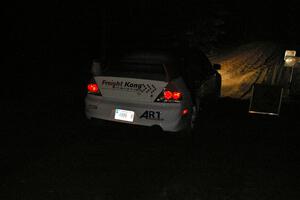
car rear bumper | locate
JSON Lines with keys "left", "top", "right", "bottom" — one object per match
{"left": 85, "top": 94, "right": 192, "bottom": 132}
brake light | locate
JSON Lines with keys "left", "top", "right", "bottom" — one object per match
{"left": 87, "top": 83, "right": 99, "bottom": 93}
{"left": 155, "top": 84, "right": 182, "bottom": 103}
{"left": 87, "top": 78, "right": 101, "bottom": 96}
{"left": 163, "top": 90, "right": 182, "bottom": 101}
{"left": 173, "top": 91, "right": 182, "bottom": 100}
{"left": 164, "top": 90, "right": 173, "bottom": 100}
{"left": 182, "top": 108, "right": 189, "bottom": 115}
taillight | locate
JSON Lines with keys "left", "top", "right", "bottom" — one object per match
{"left": 87, "top": 84, "right": 99, "bottom": 93}
{"left": 182, "top": 108, "right": 189, "bottom": 115}
{"left": 163, "top": 90, "right": 173, "bottom": 100}
{"left": 172, "top": 91, "right": 182, "bottom": 101}
{"left": 155, "top": 84, "right": 182, "bottom": 103}
{"left": 87, "top": 78, "right": 101, "bottom": 96}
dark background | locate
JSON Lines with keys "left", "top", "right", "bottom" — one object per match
{"left": 2, "top": 2, "right": 300, "bottom": 199}
{"left": 5, "top": 0, "right": 299, "bottom": 62}
{"left": 3, "top": 0, "right": 300, "bottom": 145}
{"left": 4, "top": 1, "right": 299, "bottom": 99}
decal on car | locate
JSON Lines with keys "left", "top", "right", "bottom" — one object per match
{"left": 102, "top": 80, "right": 143, "bottom": 90}
{"left": 140, "top": 110, "right": 163, "bottom": 121}
{"left": 101, "top": 80, "right": 157, "bottom": 94}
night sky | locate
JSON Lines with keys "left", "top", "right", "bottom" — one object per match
{"left": 5, "top": 0, "right": 299, "bottom": 64}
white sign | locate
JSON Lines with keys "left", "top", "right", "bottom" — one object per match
{"left": 284, "top": 50, "right": 296, "bottom": 61}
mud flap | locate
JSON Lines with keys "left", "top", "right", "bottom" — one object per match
{"left": 249, "top": 84, "right": 283, "bottom": 116}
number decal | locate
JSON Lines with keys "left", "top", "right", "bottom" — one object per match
{"left": 140, "top": 111, "right": 163, "bottom": 121}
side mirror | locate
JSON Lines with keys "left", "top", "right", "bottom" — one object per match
{"left": 213, "top": 63, "right": 221, "bottom": 70}
{"left": 91, "top": 59, "right": 103, "bottom": 76}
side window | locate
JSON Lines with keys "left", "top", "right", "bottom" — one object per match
{"left": 181, "top": 55, "right": 196, "bottom": 89}
{"left": 164, "top": 61, "right": 181, "bottom": 81}
{"left": 182, "top": 49, "right": 215, "bottom": 89}
{"left": 192, "top": 50, "right": 213, "bottom": 76}
{"left": 179, "top": 57, "right": 188, "bottom": 80}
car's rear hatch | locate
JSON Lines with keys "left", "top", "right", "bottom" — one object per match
{"left": 93, "top": 51, "right": 182, "bottom": 103}
{"left": 94, "top": 76, "right": 168, "bottom": 103}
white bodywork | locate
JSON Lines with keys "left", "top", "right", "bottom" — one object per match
{"left": 85, "top": 76, "right": 193, "bottom": 132}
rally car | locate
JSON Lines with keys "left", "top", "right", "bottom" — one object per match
{"left": 85, "top": 47, "right": 221, "bottom": 133}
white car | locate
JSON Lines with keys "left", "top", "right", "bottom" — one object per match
{"left": 85, "top": 48, "right": 221, "bottom": 133}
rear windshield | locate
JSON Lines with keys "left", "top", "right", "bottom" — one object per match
{"left": 103, "top": 61, "right": 167, "bottom": 81}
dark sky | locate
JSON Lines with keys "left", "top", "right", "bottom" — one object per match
{"left": 3, "top": 0, "right": 299, "bottom": 99}
{"left": 4, "top": 1, "right": 299, "bottom": 61}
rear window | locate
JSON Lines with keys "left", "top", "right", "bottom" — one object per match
{"left": 108, "top": 62, "right": 165, "bottom": 74}
{"left": 101, "top": 50, "right": 182, "bottom": 81}
{"left": 103, "top": 61, "right": 167, "bottom": 81}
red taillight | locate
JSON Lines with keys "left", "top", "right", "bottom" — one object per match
{"left": 164, "top": 90, "right": 173, "bottom": 100}
{"left": 163, "top": 90, "right": 182, "bottom": 101}
{"left": 87, "top": 83, "right": 99, "bottom": 93}
{"left": 182, "top": 108, "right": 189, "bottom": 115}
{"left": 87, "top": 78, "right": 101, "bottom": 96}
{"left": 155, "top": 85, "right": 182, "bottom": 103}
{"left": 172, "top": 92, "right": 182, "bottom": 100}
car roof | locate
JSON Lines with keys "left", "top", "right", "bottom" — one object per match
{"left": 106, "top": 47, "right": 181, "bottom": 62}
{"left": 120, "top": 51, "right": 178, "bottom": 65}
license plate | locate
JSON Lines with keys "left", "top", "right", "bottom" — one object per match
{"left": 114, "top": 109, "right": 135, "bottom": 122}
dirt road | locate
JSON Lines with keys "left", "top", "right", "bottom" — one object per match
{"left": 210, "top": 42, "right": 284, "bottom": 99}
